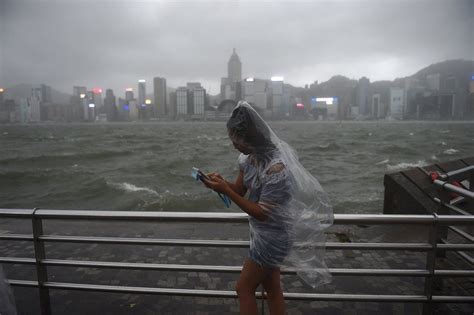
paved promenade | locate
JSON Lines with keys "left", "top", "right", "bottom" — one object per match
{"left": 0, "top": 217, "right": 472, "bottom": 314}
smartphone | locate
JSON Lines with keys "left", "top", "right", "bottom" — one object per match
{"left": 191, "top": 167, "right": 210, "bottom": 182}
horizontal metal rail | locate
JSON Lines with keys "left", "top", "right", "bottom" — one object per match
{"left": 2, "top": 257, "right": 473, "bottom": 277}
{"left": 0, "top": 233, "right": 34, "bottom": 241}
{"left": 5, "top": 280, "right": 474, "bottom": 303}
{"left": 448, "top": 226, "right": 474, "bottom": 242}
{"left": 1, "top": 209, "right": 440, "bottom": 224}
{"left": 433, "top": 179, "right": 474, "bottom": 200}
{"left": 444, "top": 165, "right": 474, "bottom": 180}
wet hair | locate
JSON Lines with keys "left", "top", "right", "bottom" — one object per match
{"left": 226, "top": 104, "right": 275, "bottom": 155}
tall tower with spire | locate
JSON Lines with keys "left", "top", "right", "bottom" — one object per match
{"left": 227, "top": 48, "right": 242, "bottom": 84}
{"left": 221, "top": 49, "right": 242, "bottom": 101}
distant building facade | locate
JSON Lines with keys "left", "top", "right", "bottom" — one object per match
{"left": 390, "top": 88, "right": 405, "bottom": 119}
{"left": 138, "top": 80, "right": 146, "bottom": 107}
{"left": 153, "top": 77, "right": 167, "bottom": 117}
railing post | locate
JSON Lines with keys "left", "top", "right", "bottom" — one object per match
{"left": 32, "top": 208, "right": 51, "bottom": 315}
{"left": 260, "top": 286, "right": 265, "bottom": 315}
{"left": 423, "top": 213, "right": 439, "bottom": 315}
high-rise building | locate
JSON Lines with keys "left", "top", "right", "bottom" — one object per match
{"left": 228, "top": 48, "right": 242, "bottom": 84}
{"left": 129, "top": 99, "right": 139, "bottom": 121}
{"left": 40, "top": 84, "right": 52, "bottom": 103}
{"left": 169, "top": 92, "right": 177, "bottom": 119}
{"left": 221, "top": 49, "right": 242, "bottom": 101}
{"left": 92, "top": 88, "right": 103, "bottom": 111}
{"left": 125, "top": 88, "right": 134, "bottom": 102}
{"left": 242, "top": 78, "right": 268, "bottom": 113}
{"left": 243, "top": 78, "right": 255, "bottom": 104}
{"left": 270, "top": 77, "right": 284, "bottom": 118}
{"left": 138, "top": 80, "right": 146, "bottom": 107}
{"left": 29, "top": 88, "right": 42, "bottom": 122}
{"left": 355, "top": 77, "right": 370, "bottom": 115}
{"left": 191, "top": 86, "right": 206, "bottom": 115}
{"left": 390, "top": 88, "right": 405, "bottom": 119}
{"left": 104, "top": 89, "right": 117, "bottom": 121}
{"left": 153, "top": 77, "right": 167, "bottom": 117}
{"left": 177, "top": 87, "right": 188, "bottom": 115}
{"left": 372, "top": 93, "right": 385, "bottom": 119}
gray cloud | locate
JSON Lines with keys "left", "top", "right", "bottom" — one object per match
{"left": 1, "top": 0, "right": 472, "bottom": 96}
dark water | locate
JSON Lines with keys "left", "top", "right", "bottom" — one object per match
{"left": 1, "top": 121, "right": 473, "bottom": 214}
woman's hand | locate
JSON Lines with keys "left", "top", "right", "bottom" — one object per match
{"left": 206, "top": 172, "right": 224, "bottom": 180}
{"left": 203, "top": 175, "right": 231, "bottom": 194}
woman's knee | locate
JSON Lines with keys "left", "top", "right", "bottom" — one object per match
{"left": 235, "top": 280, "right": 255, "bottom": 298}
{"left": 262, "top": 270, "right": 282, "bottom": 295}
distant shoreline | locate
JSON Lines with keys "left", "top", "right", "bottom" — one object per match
{"left": 1, "top": 120, "right": 474, "bottom": 126}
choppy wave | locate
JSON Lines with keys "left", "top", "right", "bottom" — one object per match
{"left": 110, "top": 182, "right": 159, "bottom": 196}
{"left": 387, "top": 160, "right": 427, "bottom": 171}
{"left": 377, "top": 144, "right": 418, "bottom": 155}
{"left": 1, "top": 121, "right": 473, "bottom": 213}
{"left": 443, "top": 148, "right": 459, "bottom": 155}
{"left": 376, "top": 159, "right": 390, "bottom": 165}
{"left": 302, "top": 142, "right": 342, "bottom": 152}
{"left": 0, "top": 150, "right": 134, "bottom": 164}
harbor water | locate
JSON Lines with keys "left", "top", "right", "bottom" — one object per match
{"left": 1, "top": 121, "right": 473, "bottom": 214}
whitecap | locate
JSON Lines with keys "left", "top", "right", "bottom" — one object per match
{"left": 409, "top": 132, "right": 414, "bottom": 136}
{"left": 440, "top": 141, "right": 447, "bottom": 146}
{"left": 431, "top": 155, "right": 438, "bottom": 160}
{"left": 387, "top": 160, "right": 427, "bottom": 171}
{"left": 197, "top": 134, "right": 215, "bottom": 141}
{"left": 440, "top": 130, "right": 450, "bottom": 133}
{"left": 376, "top": 159, "right": 390, "bottom": 165}
{"left": 113, "top": 182, "right": 159, "bottom": 196}
{"left": 444, "top": 148, "right": 459, "bottom": 155}
{"left": 2, "top": 132, "right": 8, "bottom": 135}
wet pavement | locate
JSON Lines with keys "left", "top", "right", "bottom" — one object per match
{"left": 0, "top": 217, "right": 472, "bottom": 314}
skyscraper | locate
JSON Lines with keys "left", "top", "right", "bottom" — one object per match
{"left": 228, "top": 48, "right": 242, "bottom": 84}
{"left": 221, "top": 49, "right": 242, "bottom": 101}
{"left": 153, "top": 77, "right": 167, "bottom": 117}
{"left": 125, "top": 88, "right": 134, "bottom": 102}
{"left": 40, "top": 84, "right": 52, "bottom": 103}
{"left": 355, "top": 77, "right": 370, "bottom": 115}
{"left": 177, "top": 87, "right": 188, "bottom": 115}
{"left": 138, "top": 80, "right": 146, "bottom": 107}
{"left": 104, "top": 89, "right": 117, "bottom": 121}
{"left": 190, "top": 86, "right": 206, "bottom": 116}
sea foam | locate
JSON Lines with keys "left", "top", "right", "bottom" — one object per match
{"left": 444, "top": 148, "right": 459, "bottom": 155}
{"left": 387, "top": 160, "right": 427, "bottom": 171}
{"left": 113, "top": 182, "right": 159, "bottom": 196}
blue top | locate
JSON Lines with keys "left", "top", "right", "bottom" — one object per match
{"left": 238, "top": 153, "right": 293, "bottom": 266}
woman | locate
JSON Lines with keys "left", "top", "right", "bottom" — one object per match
{"left": 204, "top": 101, "right": 333, "bottom": 315}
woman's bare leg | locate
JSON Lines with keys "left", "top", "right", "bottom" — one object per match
{"left": 236, "top": 258, "right": 268, "bottom": 315}
{"left": 262, "top": 267, "right": 285, "bottom": 315}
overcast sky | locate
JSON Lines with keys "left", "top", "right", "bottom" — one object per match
{"left": 0, "top": 0, "right": 472, "bottom": 96}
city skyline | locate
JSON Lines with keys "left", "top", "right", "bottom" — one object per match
{"left": 1, "top": 0, "right": 472, "bottom": 95}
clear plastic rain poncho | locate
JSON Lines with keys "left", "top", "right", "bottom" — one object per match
{"left": 227, "top": 101, "right": 334, "bottom": 288}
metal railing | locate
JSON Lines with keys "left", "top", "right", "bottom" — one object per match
{"left": 428, "top": 165, "right": 474, "bottom": 265}
{"left": 0, "top": 209, "right": 473, "bottom": 315}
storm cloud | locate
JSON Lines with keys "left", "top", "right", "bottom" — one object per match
{"left": 0, "top": 0, "right": 472, "bottom": 95}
